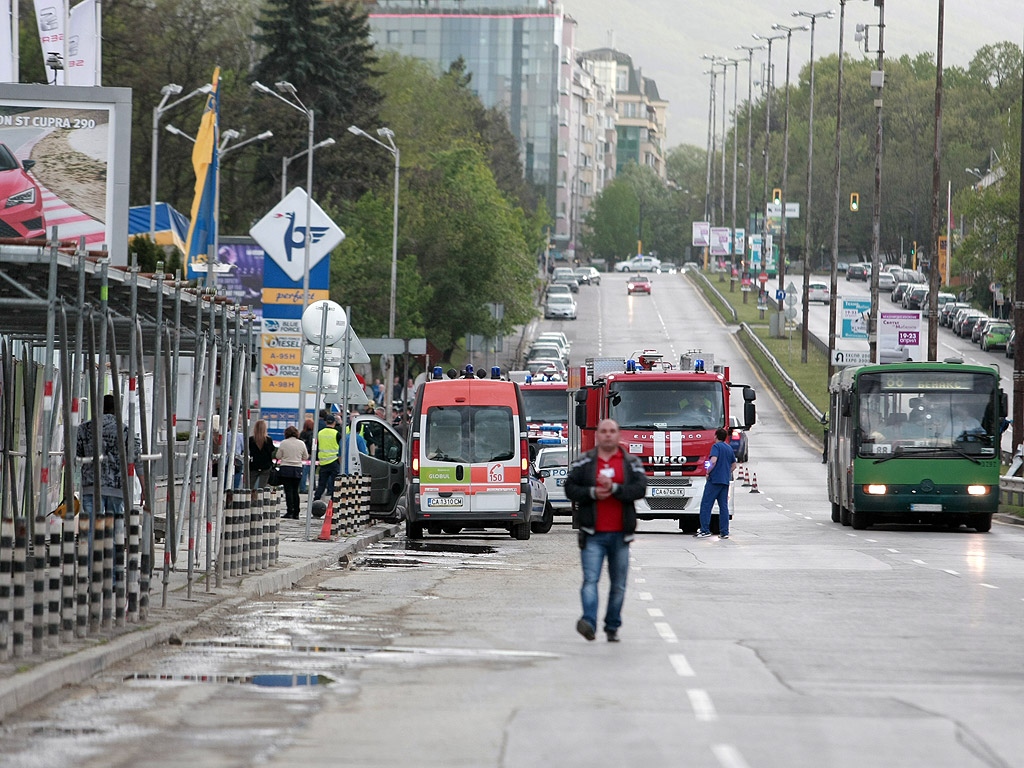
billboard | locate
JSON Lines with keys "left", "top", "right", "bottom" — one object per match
{"left": 0, "top": 84, "right": 131, "bottom": 264}
{"left": 215, "top": 238, "right": 265, "bottom": 318}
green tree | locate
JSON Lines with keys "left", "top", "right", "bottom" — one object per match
{"left": 582, "top": 179, "right": 640, "bottom": 262}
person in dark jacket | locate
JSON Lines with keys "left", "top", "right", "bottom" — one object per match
{"left": 248, "top": 420, "right": 276, "bottom": 488}
{"left": 564, "top": 419, "right": 646, "bottom": 642}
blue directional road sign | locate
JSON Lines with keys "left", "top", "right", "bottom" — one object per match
{"left": 776, "top": 290, "right": 786, "bottom": 303}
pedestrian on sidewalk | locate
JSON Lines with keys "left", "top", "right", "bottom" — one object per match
{"left": 313, "top": 413, "right": 342, "bottom": 503}
{"left": 276, "top": 425, "right": 308, "bottom": 519}
{"left": 697, "top": 427, "right": 736, "bottom": 539}
{"left": 248, "top": 420, "right": 276, "bottom": 489}
{"left": 564, "top": 418, "right": 646, "bottom": 642}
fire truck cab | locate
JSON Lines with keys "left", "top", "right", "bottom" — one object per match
{"left": 510, "top": 372, "right": 569, "bottom": 460}
{"left": 567, "top": 350, "right": 756, "bottom": 534}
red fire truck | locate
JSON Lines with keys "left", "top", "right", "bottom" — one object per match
{"left": 516, "top": 376, "right": 569, "bottom": 459}
{"left": 567, "top": 350, "right": 756, "bottom": 533}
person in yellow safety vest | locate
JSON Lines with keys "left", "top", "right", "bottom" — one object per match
{"left": 314, "top": 414, "right": 342, "bottom": 502}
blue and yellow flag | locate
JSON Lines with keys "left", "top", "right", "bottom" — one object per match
{"left": 185, "top": 68, "right": 220, "bottom": 279}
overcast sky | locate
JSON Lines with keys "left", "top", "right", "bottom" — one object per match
{"left": 568, "top": 0, "right": 1023, "bottom": 148}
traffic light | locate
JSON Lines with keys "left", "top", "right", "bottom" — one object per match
{"left": 772, "top": 188, "right": 782, "bottom": 205}
{"left": 911, "top": 241, "right": 917, "bottom": 257}
{"left": 849, "top": 192, "right": 859, "bottom": 212}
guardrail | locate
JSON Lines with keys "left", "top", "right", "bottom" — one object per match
{"left": 739, "top": 322, "right": 825, "bottom": 423}
{"left": 1000, "top": 475, "right": 1024, "bottom": 507}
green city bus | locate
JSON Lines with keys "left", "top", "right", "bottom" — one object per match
{"left": 827, "top": 362, "right": 1005, "bottom": 531}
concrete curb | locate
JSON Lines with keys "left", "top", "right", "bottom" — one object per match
{"left": 0, "top": 522, "right": 401, "bottom": 720}
{"left": 995, "top": 512, "right": 1024, "bottom": 527}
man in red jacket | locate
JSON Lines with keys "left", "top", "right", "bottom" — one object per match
{"left": 564, "top": 419, "right": 647, "bottom": 642}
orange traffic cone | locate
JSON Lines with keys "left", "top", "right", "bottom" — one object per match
{"left": 317, "top": 497, "right": 335, "bottom": 541}
{"left": 748, "top": 472, "right": 760, "bottom": 493}
{"left": 741, "top": 465, "right": 750, "bottom": 486}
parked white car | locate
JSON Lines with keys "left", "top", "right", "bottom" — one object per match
{"left": 535, "top": 446, "right": 570, "bottom": 512}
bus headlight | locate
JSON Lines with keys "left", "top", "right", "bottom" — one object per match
{"left": 865, "top": 484, "right": 887, "bottom": 495}
{"left": 967, "top": 485, "right": 988, "bottom": 496}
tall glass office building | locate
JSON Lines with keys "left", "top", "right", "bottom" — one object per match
{"left": 365, "top": 1, "right": 568, "bottom": 232}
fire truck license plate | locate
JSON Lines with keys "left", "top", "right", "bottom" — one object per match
{"left": 648, "top": 487, "right": 686, "bottom": 497}
{"left": 427, "top": 496, "right": 464, "bottom": 508}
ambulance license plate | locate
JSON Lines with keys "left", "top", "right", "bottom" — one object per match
{"left": 427, "top": 496, "right": 464, "bottom": 508}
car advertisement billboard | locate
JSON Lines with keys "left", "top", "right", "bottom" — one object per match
{"left": 0, "top": 84, "right": 131, "bottom": 264}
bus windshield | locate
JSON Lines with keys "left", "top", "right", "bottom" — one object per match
{"left": 608, "top": 380, "right": 724, "bottom": 430}
{"left": 521, "top": 389, "right": 567, "bottom": 422}
{"left": 857, "top": 371, "right": 997, "bottom": 457}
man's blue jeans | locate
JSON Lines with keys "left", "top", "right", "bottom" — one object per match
{"left": 314, "top": 461, "right": 341, "bottom": 501}
{"left": 699, "top": 482, "right": 730, "bottom": 535}
{"left": 580, "top": 531, "right": 630, "bottom": 632}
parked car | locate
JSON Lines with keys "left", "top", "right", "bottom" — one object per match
{"left": 892, "top": 282, "right": 915, "bottom": 303}
{"left": 627, "top": 275, "right": 652, "bottom": 294}
{"left": 904, "top": 286, "right": 928, "bottom": 310}
{"left": 1006, "top": 330, "right": 1015, "bottom": 358}
{"left": 982, "top": 322, "right": 1012, "bottom": 351}
{"left": 535, "top": 332, "right": 570, "bottom": 360}
{"left": 846, "top": 263, "right": 868, "bottom": 281}
{"left": 879, "top": 344, "right": 913, "bottom": 363}
{"left": 877, "top": 272, "right": 896, "bottom": 291}
{"left": 952, "top": 308, "right": 980, "bottom": 335}
{"left": 958, "top": 313, "right": 986, "bottom": 339}
{"left": 614, "top": 255, "right": 661, "bottom": 272}
{"left": 552, "top": 267, "right": 579, "bottom": 292}
{"left": 940, "top": 302, "right": 969, "bottom": 326}
{"left": 529, "top": 343, "right": 568, "bottom": 364}
{"left": 0, "top": 143, "right": 45, "bottom": 239}
{"left": 544, "top": 293, "right": 577, "bottom": 320}
{"left": 972, "top": 317, "right": 996, "bottom": 345}
{"left": 936, "top": 292, "right": 956, "bottom": 307}
{"left": 547, "top": 283, "right": 572, "bottom": 298}
{"left": 836, "top": 261, "right": 850, "bottom": 273}
{"left": 534, "top": 446, "right": 571, "bottom": 512}
{"left": 728, "top": 416, "right": 749, "bottom": 462}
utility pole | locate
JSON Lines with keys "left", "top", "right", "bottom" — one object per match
{"left": 1012, "top": 32, "right": 1024, "bottom": 455}
{"left": 927, "top": 0, "right": 945, "bottom": 361}
{"left": 828, "top": 1, "right": 849, "bottom": 383}
{"left": 867, "top": 0, "right": 885, "bottom": 365}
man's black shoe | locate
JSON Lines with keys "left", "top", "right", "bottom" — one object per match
{"left": 576, "top": 618, "right": 596, "bottom": 641}
{"left": 606, "top": 630, "right": 619, "bottom": 642}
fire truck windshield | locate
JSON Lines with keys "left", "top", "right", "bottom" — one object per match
{"left": 522, "top": 389, "right": 568, "bottom": 422}
{"left": 608, "top": 380, "right": 725, "bottom": 430}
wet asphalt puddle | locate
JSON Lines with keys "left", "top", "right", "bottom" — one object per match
{"left": 343, "top": 536, "right": 524, "bottom": 572}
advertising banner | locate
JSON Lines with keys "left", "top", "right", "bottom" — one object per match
{"left": 691, "top": 221, "right": 710, "bottom": 247}
{"left": 709, "top": 227, "right": 730, "bottom": 257}
{"left": 842, "top": 299, "right": 871, "bottom": 339}
{"left": 215, "top": 241, "right": 264, "bottom": 318}
{"left": 0, "top": 0, "right": 12, "bottom": 83}
{"left": 749, "top": 234, "right": 762, "bottom": 268}
{"left": 0, "top": 83, "right": 131, "bottom": 263}
{"left": 879, "top": 310, "right": 922, "bottom": 362}
{"left": 66, "top": 0, "right": 98, "bottom": 86}
{"left": 734, "top": 228, "right": 745, "bottom": 256}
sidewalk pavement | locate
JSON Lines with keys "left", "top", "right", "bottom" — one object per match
{"left": 0, "top": 515, "right": 402, "bottom": 720}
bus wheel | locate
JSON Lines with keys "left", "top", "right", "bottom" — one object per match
{"left": 531, "top": 503, "right": 554, "bottom": 534}
{"left": 840, "top": 507, "right": 852, "bottom": 526}
{"left": 972, "top": 514, "right": 993, "bottom": 533}
{"left": 831, "top": 502, "right": 841, "bottom": 523}
{"left": 851, "top": 510, "right": 871, "bottom": 530}
{"left": 512, "top": 521, "right": 532, "bottom": 540}
{"left": 406, "top": 519, "right": 424, "bottom": 539}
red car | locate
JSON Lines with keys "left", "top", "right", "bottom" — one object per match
{"left": 0, "top": 143, "right": 45, "bottom": 239}
{"left": 627, "top": 275, "right": 651, "bottom": 295}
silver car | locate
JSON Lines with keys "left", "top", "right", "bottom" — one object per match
{"left": 544, "top": 293, "right": 577, "bottom": 319}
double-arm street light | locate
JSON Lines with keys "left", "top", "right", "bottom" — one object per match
{"left": 252, "top": 80, "right": 315, "bottom": 309}
{"left": 150, "top": 82, "right": 213, "bottom": 239}
{"left": 282, "top": 138, "right": 335, "bottom": 200}
{"left": 348, "top": 124, "right": 400, "bottom": 403}
{"left": 752, "top": 32, "right": 786, "bottom": 261}
{"left": 771, "top": 22, "right": 810, "bottom": 320}
{"left": 794, "top": 10, "right": 835, "bottom": 363}
{"left": 736, "top": 44, "right": 765, "bottom": 299}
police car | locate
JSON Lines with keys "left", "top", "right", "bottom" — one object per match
{"left": 535, "top": 446, "right": 570, "bottom": 513}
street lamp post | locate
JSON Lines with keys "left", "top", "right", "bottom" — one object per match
{"left": 726, "top": 58, "right": 740, "bottom": 291}
{"left": 771, "top": 22, "right": 810, "bottom": 334}
{"left": 794, "top": 10, "right": 834, "bottom": 363}
{"left": 719, "top": 61, "right": 731, "bottom": 228}
{"left": 348, "top": 125, "right": 400, "bottom": 405}
{"left": 150, "top": 83, "right": 212, "bottom": 239}
{"left": 828, "top": 0, "right": 851, "bottom": 383}
{"left": 736, "top": 44, "right": 765, "bottom": 301}
{"left": 252, "top": 81, "right": 315, "bottom": 310}
{"left": 282, "top": 138, "right": 336, "bottom": 200}
{"left": 927, "top": 0, "right": 946, "bottom": 361}
{"left": 867, "top": 2, "right": 885, "bottom": 364}
{"left": 702, "top": 65, "right": 718, "bottom": 226}
{"left": 752, "top": 32, "right": 786, "bottom": 269}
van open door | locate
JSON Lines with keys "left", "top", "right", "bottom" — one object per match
{"left": 348, "top": 415, "right": 407, "bottom": 518}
